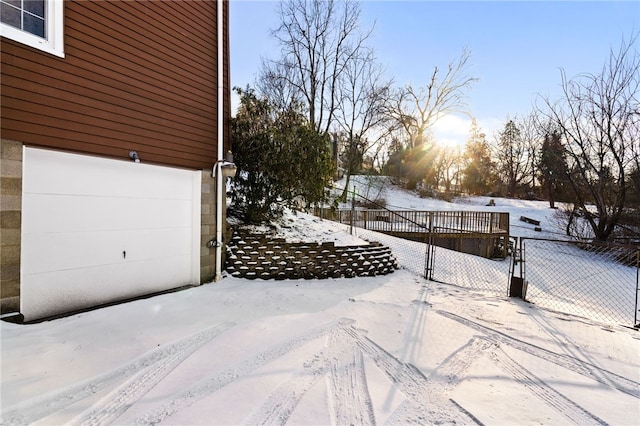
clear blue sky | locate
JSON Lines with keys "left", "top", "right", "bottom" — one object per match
{"left": 230, "top": 0, "right": 639, "bottom": 142}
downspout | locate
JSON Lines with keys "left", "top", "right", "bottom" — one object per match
{"left": 215, "top": 0, "right": 224, "bottom": 282}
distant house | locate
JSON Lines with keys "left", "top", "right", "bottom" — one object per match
{"left": 1, "top": 0, "right": 232, "bottom": 321}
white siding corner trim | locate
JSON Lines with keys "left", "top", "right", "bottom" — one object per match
{"left": 21, "top": 148, "right": 201, "bottom": 321}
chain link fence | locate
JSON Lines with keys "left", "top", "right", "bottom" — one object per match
{"left": 314, "top": 201, "right": 639, "bottom": 327}
{"left": 518, "top": 238, "right": 639, "bottom": 326}
{"left": 352, "top": 225, "right": 639, "bottom": 327}
{"left": 427, "top": 240, "right": 512, "bottom": 294}
{"left": 349, "top": 227, "right": 428, "bottom": 277}
{"left": 349, "top": 227, "right": 512, "bottom": 295}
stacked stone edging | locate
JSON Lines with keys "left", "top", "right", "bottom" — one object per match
{"left": 225, "top": 231, "right": 398, "bottom": 280}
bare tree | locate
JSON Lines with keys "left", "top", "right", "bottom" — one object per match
{"left": 257, "top": 60, "right": 302, "bottom": 114}
{"left": 520, "top": 112, "right": 543, "bottom": 193}
{"left": 538, "top": 35, "right": 639, "bottom": 241}
{"left": 261, "top": 0, "right": 372, "bottom": 135}
{"left": 335, "top": 47, "right": 393, "bottom": 199}
{"left": 432, "top": 144, "right": 462, "bottom": 194}
{"left": 387, "top": 48, "right": 478, "bottom": 149}
{"left": 630, "top": 127, "right": 640, "bottom": 208}
{"left": 626, "top": 88, "right": 640, "bottom": 208}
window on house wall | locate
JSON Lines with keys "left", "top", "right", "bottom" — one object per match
{"left": 0, "top": 0, "right": 64, "bottom": 57}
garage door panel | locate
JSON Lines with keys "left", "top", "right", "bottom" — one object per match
{"left": 21, "top": 256, "right": 193, "bottom": 321}
{"left": 22, "top": 228, "right": 192, "bottom": 274}
{"left": 23, "top": 148, "right": 194, "bottom": 199}
{"left": 23, "top": 194, "right": 192, "bottom": 233}
{"left": 21, "top": 148, "right": 201, "bottom": 322}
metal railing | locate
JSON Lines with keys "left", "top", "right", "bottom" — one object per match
{"left": 314, "top": 208, "right": 508, "bottom": 236}
{"left": 314, "top": 207, "right": 510, "bottom": 259}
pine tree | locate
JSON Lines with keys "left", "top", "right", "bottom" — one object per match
{"left": 496, "top": 119, "right": 527, "bottom": 197}
{"left": 230, "top": 88, "right": 334, "bottom": 223}
{"left": 538, "top": 131, "right": 569, "bottom": 209}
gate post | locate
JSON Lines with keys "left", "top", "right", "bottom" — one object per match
{"left": 509, "top": 237, "right": 526, "bottom": 298}
{"left": 349, "top": 186, "right": 355, "bottom": 235}
{"left": 635, "top": 248, "right": 639, "bottom": 328}
{"left": 424, "top": 212, "right": 435, "bottom": 280}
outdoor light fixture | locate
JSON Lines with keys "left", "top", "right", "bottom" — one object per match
{"left": 212, "top": 150, "right": 237, "bottom": 178}
{"left": 129, "top": 150, "right": 140, "bottom": 163}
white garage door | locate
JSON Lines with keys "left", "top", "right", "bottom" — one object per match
{"left": 21, "top": 148, "right": 201, "bottom": 321}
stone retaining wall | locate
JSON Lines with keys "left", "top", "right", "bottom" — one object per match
{"left": 225, "top": 232, "right": 398, "bottom": 280}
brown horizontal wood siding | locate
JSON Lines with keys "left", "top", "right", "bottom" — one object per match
{"left": 1, "top": 0, "right": 231, "bottom": 169}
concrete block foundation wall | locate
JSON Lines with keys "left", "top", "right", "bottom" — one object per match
{"left": 200, "top": 170, "right": 231, "bottom": 284}
{"left": 200, "top": 169, "right": 216, "bottom": 283}
{"left": 225, "top": 231, "right": 398, "bottom": 280}
{"left": 1, "top": 139, "right": 22, "bottom": 314}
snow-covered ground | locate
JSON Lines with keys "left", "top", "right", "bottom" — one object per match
{"left": 2, "top": 178, "right": 639, "bottom": 425}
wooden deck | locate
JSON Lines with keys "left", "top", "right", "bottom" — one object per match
{"left": 314, "top": 208, "right": 510, "bottom": 258}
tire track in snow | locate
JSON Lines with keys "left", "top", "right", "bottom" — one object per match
{"left": 344, "top": 327, "right": 481, "bottom": 425}
{"left": 437, "top": 310, "right": 640, "bottom": 398}
{"left": 241, "top": 354, "right": 328, "bottom": 426}
{"left": 382, "top": 337, "right": 492, "bottom": 425}
{"left": 1, "top": 322, "right": 234, "bottom": 426}
{"left": 448, "top": 398, "right": 486, "bottom": 426}
{"left": 244, "top": 327, "right": 483, "bottom": 426}
{"left": 327, "top": 331, "right": 376, "bottom": 426}
{"left": 70, "top": 322, "right": 232, "bottom": 426}
{"left": 135, "top": 319, "right": 354, "bottom": 425}
{"left": 429, "top": 337, "right": 497, "bottom": 391}
{"left": 242, "top": 329, "right": 376, "bottom": 426}
{"left": 344, "top": 327, "right": 427, "bottom": 401}
{"left": 492, "top": 348, "right": 608, "bottom": 425}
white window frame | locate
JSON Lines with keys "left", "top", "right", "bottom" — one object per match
{"left": 1, "top": 0, "right": 64, "bottom": 58}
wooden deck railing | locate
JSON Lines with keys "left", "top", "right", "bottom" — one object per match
{"left": 314, "top": 208, "right": 509, "bottom": 237}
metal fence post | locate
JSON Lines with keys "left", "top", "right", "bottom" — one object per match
{"left": 349, "top": 186, "right": 355, "bottom": 235}
{"left": 424, "top": 211, "right": 434, "bottom": 280}
{"left": 519, "top": 237, "right": 524, "bottom": 281}
{"left": 635, "top": 248, "right": 639, "bottom": 328}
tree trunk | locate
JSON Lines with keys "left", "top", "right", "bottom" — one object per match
{"left": 340, "top": 172, "right": 352, "bottom": 203}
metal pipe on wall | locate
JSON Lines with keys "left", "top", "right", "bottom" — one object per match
{"left": 214, "top": 0, "right": 224, "bottom": 282}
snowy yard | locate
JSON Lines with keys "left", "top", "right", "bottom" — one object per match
{"left": 2, "top": 267, "right": 639, "bottom": 425}
{"left": 2, "top": 178, "right": 639, "bottom": 425}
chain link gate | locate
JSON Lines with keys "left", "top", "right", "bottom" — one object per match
{"left": 511, "top": 238, "right": 640, "bottom": 327}
{"left": 426, "top": 234, "right": 639, "bottom": 327}
{"left": 424, "top": 234, "right": 512, "bottom": 295}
